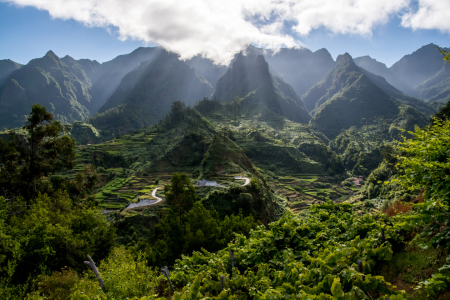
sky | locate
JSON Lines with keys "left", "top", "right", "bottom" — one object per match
{"left": 1, "top": 0, "right": 449, "bottom": 67}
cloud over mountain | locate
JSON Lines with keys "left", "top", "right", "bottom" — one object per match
{"left": 3, "top": 0, "right": 448, "bottom": 64}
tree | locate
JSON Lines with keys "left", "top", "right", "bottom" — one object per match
{"left": 169, "top": 101, "right": 185, "bottom": 122}
{"left": 395, "top": 118, "right": 450, "bottom": 211}
{"left": 438, "top": 46, "right": 450, "bottom": 63}
{"left": 433, "top": 101, "right": 450, "bottom": 123}
{"left": 0, "top": 104, "right": 76, "bottom": 203}
{"left": 164, "top": 173, "right": 197, "bottom": 225}
{"left": 183, "top": 202, "right": 223, "bottom": 254}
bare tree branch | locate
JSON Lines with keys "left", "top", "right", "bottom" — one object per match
{"left": 84, "top": 255, "right": 107, "bottom": 292}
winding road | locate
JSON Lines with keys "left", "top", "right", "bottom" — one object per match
{"left": 234, "top": 176, "right": 250, "bottom": 186}
{"left": 128, "top": 176, "right": 250, "bottom": 210}
{"left": 151, "top": 187, "right": 163, "bottom": 204}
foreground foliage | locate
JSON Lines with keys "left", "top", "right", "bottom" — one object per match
{"left": 160, "top": 202, "right": 407, "bottom": 300}
{"left": 0, "top": 106, "right": 116, "bottom": 299}
{"left": 391, "top": 118, "right": 450, "bottom": 295}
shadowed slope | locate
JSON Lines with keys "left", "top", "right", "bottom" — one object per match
{"left": 90, "top": 47, "right": 162, "bottom": 113}
{"left": 415, "top": 62, "right": 450, "bottom": 103}
{"left": 354, "top": 55, "right": 415, "bottom": 97}
{"left": 212, "top": 52, "right": 311, "bottom": 124}
{"left": 89, "top": 50, "right": 213, "bottom": 136}
{"left": 390, "top": 43, "right": 449, "bottom": 88}
{"left": 245, "top": 45, "right": 335, "bottom": 97}
{"left": 0, "top": 59, "right": 23, "bottom": 86}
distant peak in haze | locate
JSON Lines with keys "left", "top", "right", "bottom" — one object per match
{"left": 336, "top": 53, "right": 353, "bottom": 63}
{"left": 45, "top": 50, "right": 57, "bottom": 58}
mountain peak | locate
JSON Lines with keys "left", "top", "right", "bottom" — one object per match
{"left": 254, "top": 54, "right": 267, "bottom": 65}
{"left": 313, "top": 48, "right": 334, "bottom": 60}
{"left": 390, "top": 43, "right": 449, "bottom": 88}
{"left": 45, "top": 50, "right": 58, "bottom": 59}
{"left": 336, "top": 52, "right": 353, "bottom": 63}
{"left": 212, "top": 50, "right": 311, "bottom": 123}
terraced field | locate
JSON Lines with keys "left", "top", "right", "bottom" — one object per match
{"left": 257, "top": 173, "right": 357, "bottom": 213}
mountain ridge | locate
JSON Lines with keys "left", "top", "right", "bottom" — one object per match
{"left": 88, "top": 50, "right": 213, "bottom": 136}
{"left": 0, "top": 50, "right": 96, "bottom": 129}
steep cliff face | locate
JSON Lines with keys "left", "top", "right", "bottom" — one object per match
{"left": 302, "top": 53, "right": 362, "bottom": 114}
{"left": 245, "top": 46, "right": 336, "bottom": 97}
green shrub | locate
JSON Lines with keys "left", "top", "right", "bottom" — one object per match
{"left": 70, "top": 247, "right": 160, "bottom": 299}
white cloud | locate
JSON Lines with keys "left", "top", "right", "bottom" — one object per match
{"left": 2, "top": 0, "right": 448, "bottom": 64}
{"left": 401, "top": 0, "right": 450, "bottom": 33}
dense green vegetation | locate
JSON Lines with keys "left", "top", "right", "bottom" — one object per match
{"left": 0, "top": 105, "right": 116, "bottom": 299}
{"left": 2, "top": 100, "right": 449, "bottom": 299}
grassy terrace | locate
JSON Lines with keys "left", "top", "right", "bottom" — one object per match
{"left": 255, "top": 171, "right": 354, "bottom": 213}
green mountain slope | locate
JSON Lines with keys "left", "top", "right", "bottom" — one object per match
{"left": 212, "top": 52, "right": 311, "bottom": 123}
{"left": 0, "top": 51, "right": 95, "bottom": 129}
{"left": 302, "top": 53, "right": 364, "bottom": 114}
{"left": 306, "top": 53, "right": 431, "bottom": 139}
{"left": 89, "top": 47, "right": 162, "bottom": 113}
{"left": 201, "top": 133, "right": 255, "bottom": 178}
{"left": 194, "top": 98, "right": 334, "bottom": 176}
{"left": 359, "top": 68, "right": 435, "bottom": 115}
{"left": 305, "top": 52, "right": 434, "bottom": 116}
{"left": 0, "top": 59, "right": 23, "bottom": 86}
{"left": 88, "top": 50, "right": 213, "bottom": 137}
{"left": 311, "top": 74, "right": 400, "bottom": 138}
{"left": 415, "top": 62, "right": 450, "bottom": 103}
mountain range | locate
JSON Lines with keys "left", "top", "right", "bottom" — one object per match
{"left": 0, "top": 51, "right": 98, "bottom": 129}
{"left": 356, "top": 44, "right": 450, "bottom": 103}
{"left": 304, "top": 53, "right": 432, "bottom": 138}
{"left": 0, "top": 43, "right": 448, "bottom": 136}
